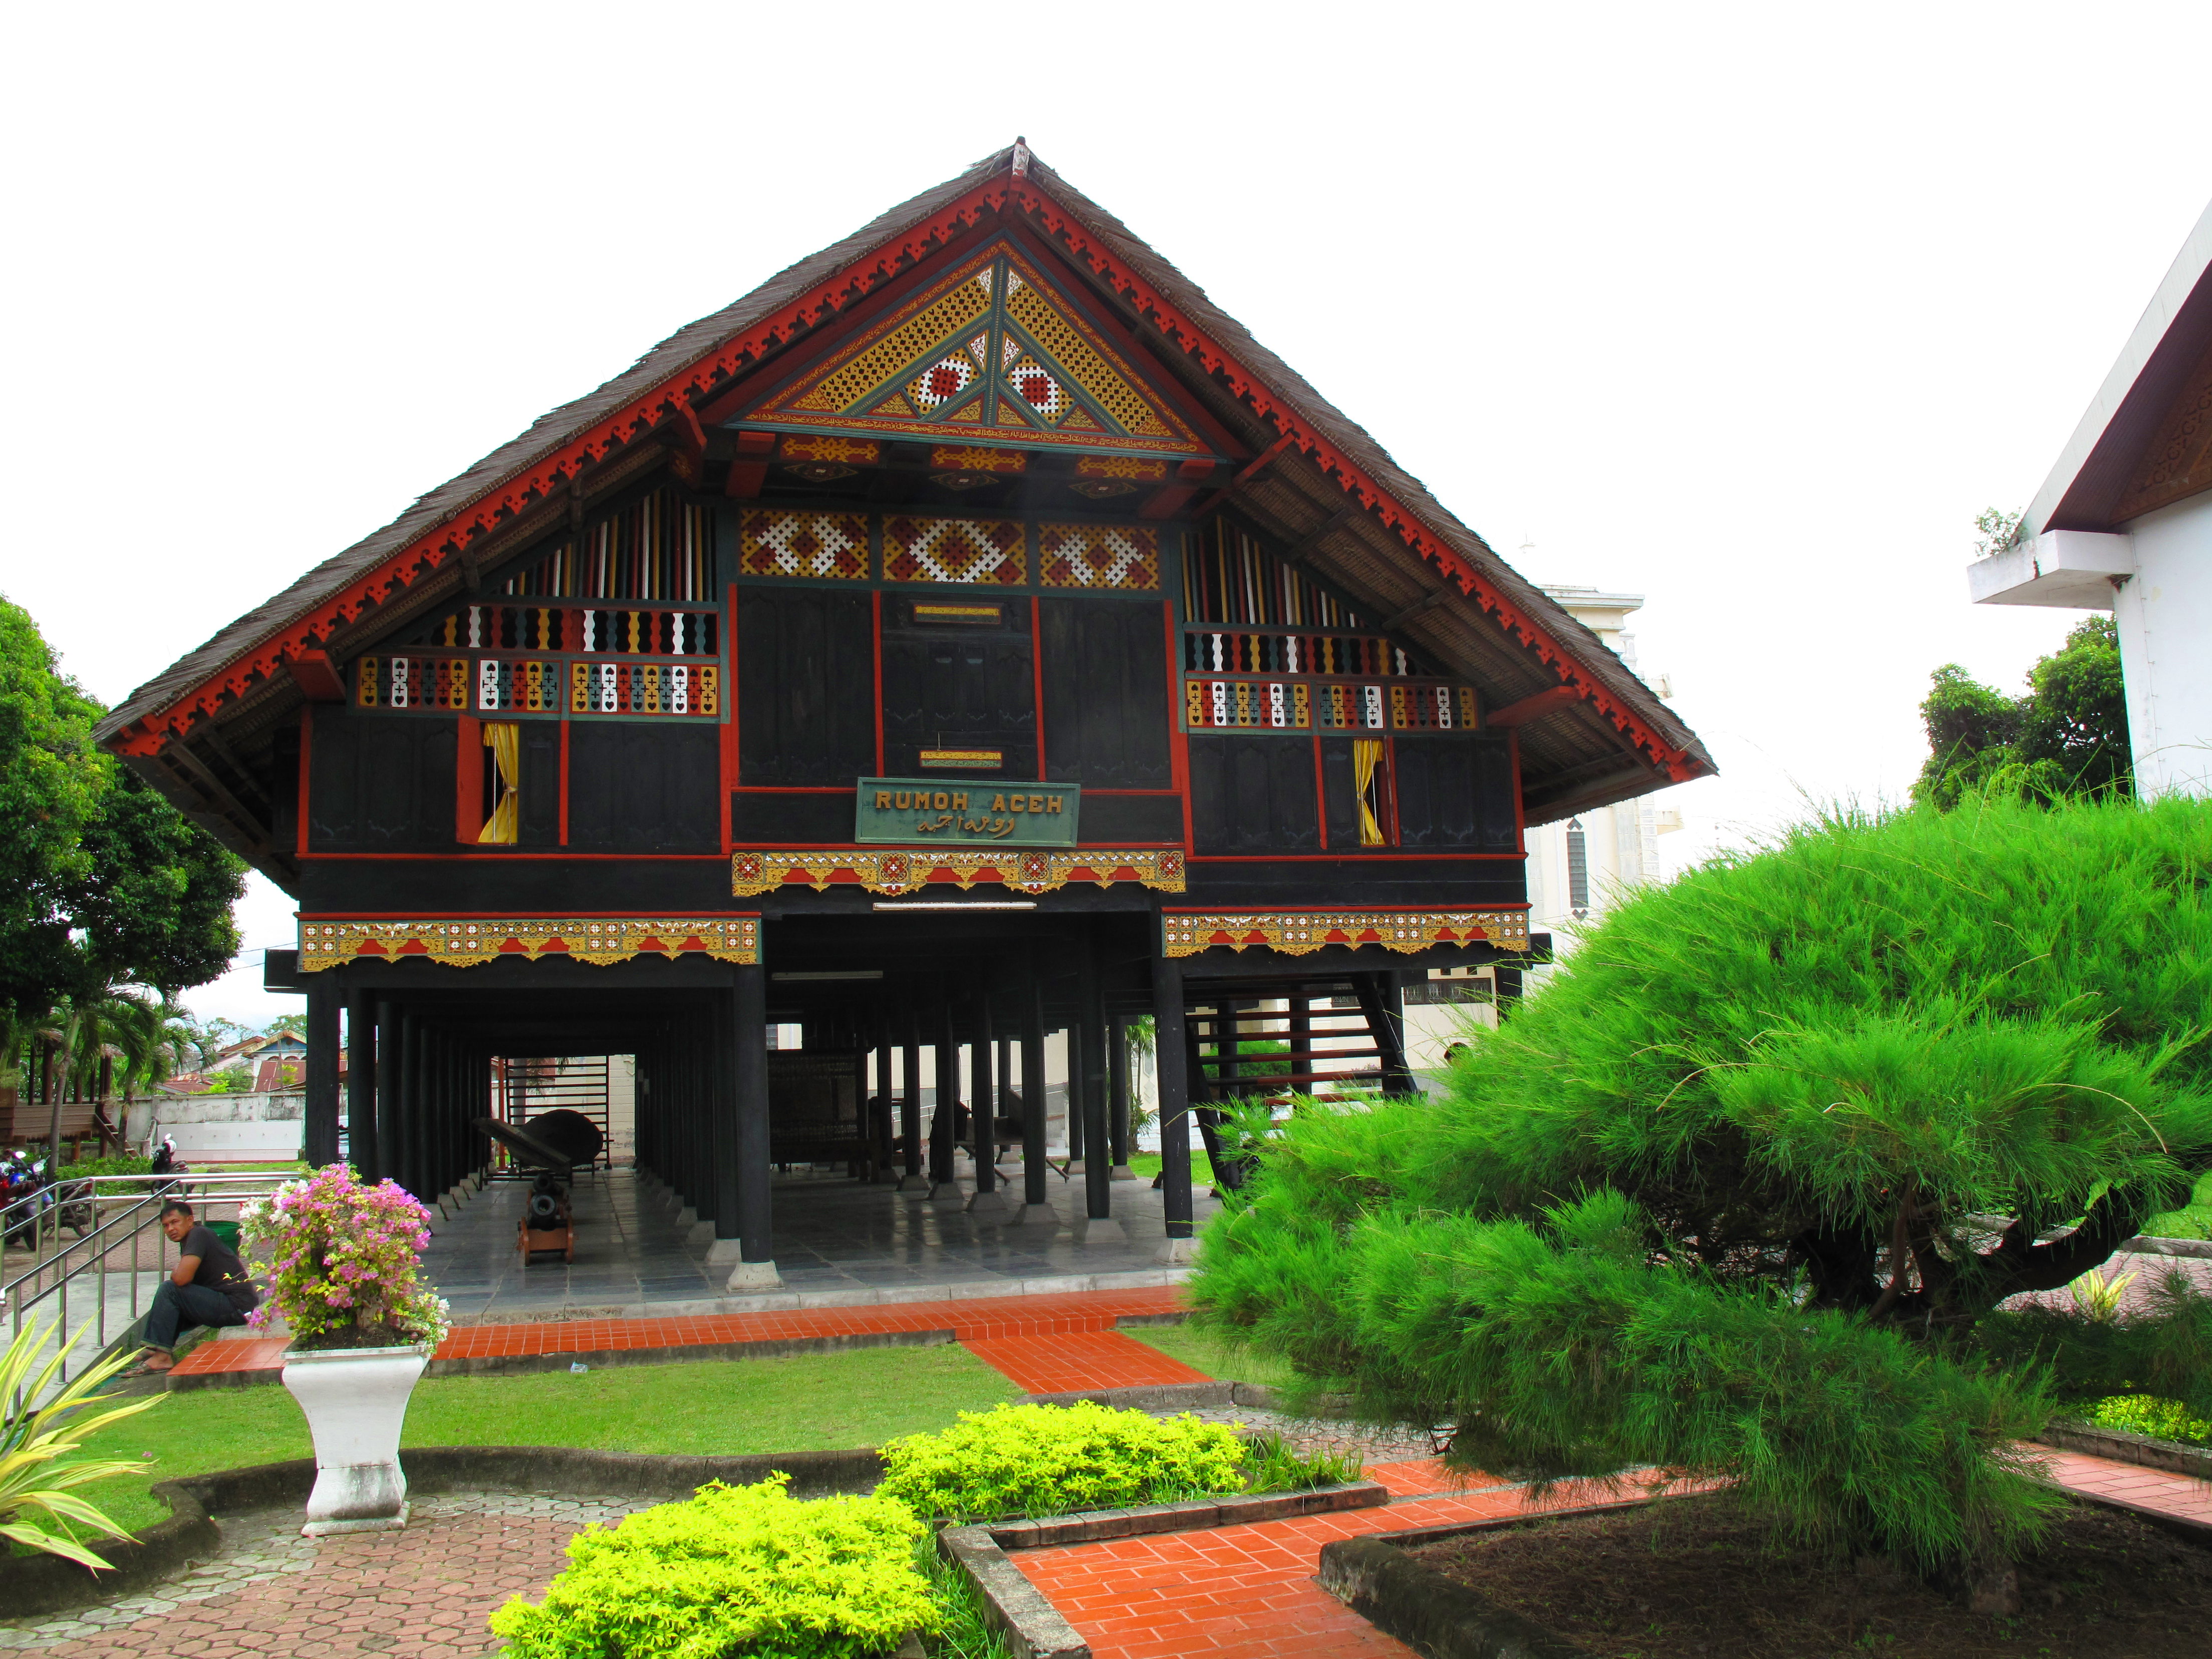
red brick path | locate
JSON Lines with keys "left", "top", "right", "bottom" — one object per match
{"left": 167, "top": 1284, "right": 1192, "bottom": 1390}
{"left": 2040, "top": 1448, "right": 2212, "bottom": 1526}
{"left": 1015, "top": 1460, "right": 1688, "bottom": 1659}
{"left": 20, "top": 1499, "right": 604, "bottom": 1657}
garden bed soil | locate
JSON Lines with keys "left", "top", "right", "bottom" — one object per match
{"left": 1405, "top": 1493, "right": 2212, "bottom": 1658}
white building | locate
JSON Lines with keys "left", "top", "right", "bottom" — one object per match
{"left": 1401, "top": 584, "right": 1683, "bottom": 1070}
{"left": 1968, "top": 197, "right": 2212, "bottom": 797}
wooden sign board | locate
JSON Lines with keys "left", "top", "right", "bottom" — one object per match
{"left": 855, "top": 777, "right": 1079, "bottom": 846}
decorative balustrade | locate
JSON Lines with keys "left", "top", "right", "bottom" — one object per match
{"left": 356, "top": 656, "right": 716, "bottom": 716}
{"left": 1184, "top": 676, "right": 1478, "bottom": 732}
{"left": 416, "top": 605, "right": 719, "bottom": 657}
{"left": 1180, "top": 628, "right": 1432, "bottom": 679}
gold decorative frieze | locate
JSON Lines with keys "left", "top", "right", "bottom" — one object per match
{"left": 732, "top": 849, "right": 1185, "bottom": 898}
{"left": 298, "top": 916, "right": 760, "bottom": 971}
{"left": 1160, "top": 908, "right": 1530, "bottom": 958}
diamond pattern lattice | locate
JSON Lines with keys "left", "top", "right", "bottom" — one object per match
{"left": 740, "top": 510, "right": 869, "bottom": 580}
{"left": 751, "top": 243, "right": 1202, "bottom": 456}
{"left": 1038, "top": 524, "right": 1160, "bottom": 590}
{"left": 883, "top": 516, "right": 1025, "bottom": 585}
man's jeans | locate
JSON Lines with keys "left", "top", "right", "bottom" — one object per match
{"left": 144, "top": 1281, "right": 246, "bottom": 1352}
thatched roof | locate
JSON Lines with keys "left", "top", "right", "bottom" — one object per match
{"left": 99, "top": 141, "right": 1710, "bottom": 827}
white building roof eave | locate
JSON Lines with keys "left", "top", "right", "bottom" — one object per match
{"left": 2022, "top": 198, "right": 2212, "bottom": 541}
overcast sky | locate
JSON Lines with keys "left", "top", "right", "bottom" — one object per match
{"left": 4, "top": 3, "right": 2206, "bottom": 1028}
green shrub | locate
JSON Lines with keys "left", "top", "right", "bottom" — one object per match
{"left": 56, "top": 1156, "right": 151, "bottom": 1181}
{"left": 878, "top": 1402, "right": 1247, "bottom": 1522}
{"left": 1242, "top": 1430, "right": 1362, "bottom": 1493}
{"left": 1194, "top": 795, "right": 2212, "bottom": 1578}
{"left": 487, "top": 1474, "right": 935, "bottom": 1659}
{"left": 2084, "top": 1393, "right": 2212, "bottom": 1447}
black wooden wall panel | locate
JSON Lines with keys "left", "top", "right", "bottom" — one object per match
{"left": 730, "top": 791, "right": 851, "bottom": 844}
{"left": 880, "top": 606, "right": 1035, "bottom": 778}
{"left": 518, "top": 723, "right": 561, "bottom": 847}
{"left": 1038, "top": 598, "right": 1171, "bottom": 787}
{"left": 738, "top": 588, "right": 877, "bottom": 785}
{"left": 1320, "top": 734, "right": 1519, "bottom": 852}
{"left": 568, "top": 723, "right": 720, "bottom": 853}
{"left": 307, "top": 709, "right": 457, "bottom": 851}
{"left": 1074, "top": 793, "right": 1183, "bottom": 843}
{"left": 1319, "top": 739, "right": 1359, "bottom": 851}
{"left": 1188, "top": 735, "right": 1319, "bottom": 854}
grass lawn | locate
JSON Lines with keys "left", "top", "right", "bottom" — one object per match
{"left": 1125, "top": 1151, "right": 1218, "bottom": 1186}
{"left": 77, "top": 1344, "right": 1019, "bottom": 1537}
{"left": 1123, "top": 1322, "right": 1295, "bottom": 1389}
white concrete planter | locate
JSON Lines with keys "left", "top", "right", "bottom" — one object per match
{"left": 281, "top": 1343, "right": 430, "bottom": 1536}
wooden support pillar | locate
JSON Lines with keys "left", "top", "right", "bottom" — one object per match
{"left": 1021, "top": 952, "right": 1049, "bottom": 1206}
{"left": 726, "top": 963, "right": 775, "bottom": 1282}
{"left": 1077, "top": 933, "right": 1111, "bottom": 1222}
{"left": 1493, "top": 962, "right": 1525, "bottom": 1020}
{"left": 304, "top": 980, "right": 341, "bottom": 1168}
{"left": 971, "top": 993, "right": 996, "bottom": 1195}
{"left": 349, "top": 993, "right": 379, "bottom": 1181}
{"left": 386, "top": 1011, "right": 413, "bottom": 1199}
{"left": 901, "top": 1010, "right": 924, "bottom": 1183}
{"left": 1152, "top": 956, "right": 1194, "bottom": 1255}
{"left": 874, "top": 1038, "right": 896, "bottom": 1180}
{"left": 1107, "top": 1012, "right": 1132, "bottom": 1176}
{"left": 930, "top": 998, "right": 959, "bottom": 1190}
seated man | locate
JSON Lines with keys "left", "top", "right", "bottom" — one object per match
{"left": 136, "top": 1200, "right": 260, "bottom": 1374}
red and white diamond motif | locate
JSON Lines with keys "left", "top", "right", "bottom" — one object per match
{"left": 1006, "top": 355, "right": 1067, "bottom": 419}
{"left": 750, "top": 513, "right": 866, "bottom": 578}
{"left": 910, "top": 354, "right": 976, "bottom": 410}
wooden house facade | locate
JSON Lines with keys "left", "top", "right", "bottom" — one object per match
{"left": 95, "top": 142, "right": 1712, "bottom": 1283}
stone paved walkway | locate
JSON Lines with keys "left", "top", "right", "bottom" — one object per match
{"left": 0, "top": 1493, "right": 655, "bottom": 1655}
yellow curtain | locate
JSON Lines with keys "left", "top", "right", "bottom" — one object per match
{"left": 480, "top": 722, "right": 520, "bottom": 844}
{"left": 1353, "top": 739, "right": 1385, "bottom": 846}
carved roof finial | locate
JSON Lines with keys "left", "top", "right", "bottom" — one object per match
{"left": 1010, "top": 136, "right": 1030, "bottom": 178}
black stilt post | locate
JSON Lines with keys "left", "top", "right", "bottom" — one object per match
{"left": 346, "top": 986, "right": 377, "bottom": 1179}
{"left": 1021, "top": 949, "right": 1049, "bottom": 1207}
{"left": 901, "top": 1008, "right": 924, "bottom": 1185}
{"left": 1152, "top": 954, "right": 1194, "bottom": 1257}
{"left": 1078, "top": 935, "right": 1111, "bottom": 1221}
{"left": 971, "top": 993, "right": 996, "bottom": 1195}
{"left": 930, "top": 998, "right": 958, "bottom": 1191}
{"left": 731, "top": 962, "right": 776, "bottom": 1286}
{"left": 1107, "top": 1011, "right": 1132, "bottom": 1176}
{"left": 305, "top": 979, "right": 341, "bottom": 1169}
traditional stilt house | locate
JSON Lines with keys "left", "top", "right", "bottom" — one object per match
{"left": 95, "top": 142, "right": 1712, "bottom": 1284}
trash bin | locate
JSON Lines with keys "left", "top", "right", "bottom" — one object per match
{"left": 206, "top": 1219, "right": 242, "bottom": 1253}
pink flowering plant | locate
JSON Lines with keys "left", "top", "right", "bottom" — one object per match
{"left": 239, "top": 1164, "right": 451, "bottom": 1350}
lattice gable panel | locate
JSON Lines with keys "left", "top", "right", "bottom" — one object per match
{"left": 747, "top": 240, "right": 1206, "bottom": 457}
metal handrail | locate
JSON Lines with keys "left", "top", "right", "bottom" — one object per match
{"left": 3, "top": 1172, "right": 299, "bottom": 1405}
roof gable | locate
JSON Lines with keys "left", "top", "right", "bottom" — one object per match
{"left": 749, "top": 239, "right": 1206, "bottom": 456}
{"left": 97, "top": 140, "right": 1711, "bottom": 833}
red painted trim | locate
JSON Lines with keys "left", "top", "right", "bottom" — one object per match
{"left": 1311, "top": 733, "right": 1327, "bottom": 852}
{"left": 302, "top": 909, "right": 761, "bottom": 920}
{"left": 873, "top": 589, "right": 887, "bottom": 776}
{"left": 732, "top": 841, "right": 1185, "bottom": 851}
{"left": 1161, "top": 903, "right": 1532, "bottom": 914}
{"left": 300, "top": 852, "right": 725, "bottom": 862}
{"left": 1186, "top": 852, "right": 1523, "bottom": 863}
{"left": 559, "top": 718, "right": 572, "bottom": 848}
{"left": 731, "top": 786, "right": 855, "bottom": 795}
{"left": 1165, "top": 601, "right": 1193, "bottom": 852}
{"left": 296, "top": 706, "right": 314, "bottom": 859}
{"left": 1029, "top": 595, "right": 1047, "bottom": 781}
{"left": 1080, "top": 789, "right": 1180, "bottom": 796}
{"left": 122, "top": 169, "right": 1700, "bottom": 791}
{"left": 455, "top": 714, "right": 483, "bottom": 844}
